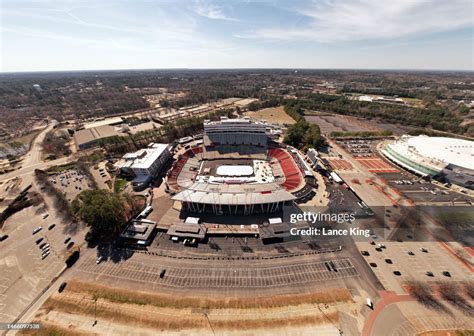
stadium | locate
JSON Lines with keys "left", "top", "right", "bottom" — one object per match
{"left": 382, "top": 135, "right": 474, "bottom": 189}
{"left": 165, "top": 117, "right": 316, "bottom": 215}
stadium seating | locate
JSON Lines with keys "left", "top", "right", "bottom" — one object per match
{"left": 167, "top": 156, "right": 188, "bottom": 191}
{"left": 267, "top": 148, "right": 302, "bottom": 191}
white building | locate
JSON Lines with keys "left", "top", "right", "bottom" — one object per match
{"left": 129, "top": 143, "right": 171, "bottom": 177}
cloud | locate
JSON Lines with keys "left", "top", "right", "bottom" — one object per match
{"left": 240, "top": 0, "right": 473, "bottom": 42}
{"left": 194, "top": 1, "right": 238, "bottom": 21}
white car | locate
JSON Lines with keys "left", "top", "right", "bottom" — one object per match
{"left": 96, "top": 256, "right": 104, "bottom": 264}
{"left": 32, "top": 227, "right": 43, "bottom": 235}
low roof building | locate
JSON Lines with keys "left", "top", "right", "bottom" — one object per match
{"left": 74, "top": 125, "right": 119, "bottom": 150}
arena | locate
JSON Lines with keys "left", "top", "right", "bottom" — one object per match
{"left": 382, "top": 135, "right": 474, "bottom": 188}
{"left": 165, "top": 117, "right": 316, "bottom": 214}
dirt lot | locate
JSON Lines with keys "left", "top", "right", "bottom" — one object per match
{"left": 25, "top": 280, "right": 355, "bottom": 335}
{"left": 245, "top": 106, "right": 296, "bottom": 125}
{"left": 305, "top": 114, "right": 382, "bottom": 134}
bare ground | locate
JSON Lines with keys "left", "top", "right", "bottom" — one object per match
{"left": 245, "top": 106, "right": 296, "bottom": 125}
{"left": 27, "top": 280, "right": 355, "bottom": 335}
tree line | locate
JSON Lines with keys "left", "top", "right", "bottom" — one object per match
{"left": 282, "top": 100, "right": 323, "bottom": 150}
{"left": 288, "top": 93, "right": 468, "bottom": 135}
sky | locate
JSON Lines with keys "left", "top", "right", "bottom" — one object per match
{"left": 0, "top": 0, "right": 473, "bottom": 72}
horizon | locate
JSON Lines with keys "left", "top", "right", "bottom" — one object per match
{"left": 1, "top": 0, "right": 473, "bottom": 72}
{"left": 2, "top": 67, "right": 474, "bottom": 75}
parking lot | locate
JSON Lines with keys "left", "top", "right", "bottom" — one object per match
{"left": 0, "top": 184, "right": 86, "bottom": 321}
{"left": 91, "top": 163, "right": 113, "bottom": 190}
{"left": 356, "top": 239, "right": 472, "bottom": 294}
{"left": 378, "top": 172, "right": 471, "bottom": 204}
{"left": 336, "top": 138, "right": 378, "bottom": 158}
{"left": 77, "top": 253, "right": 358, "bottom": 289}
{"left": 49, "top": 169, "right": 92, "bottom": 202}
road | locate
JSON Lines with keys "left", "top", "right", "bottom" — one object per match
{"left": 0, "top": 121, "right": 85, "bottom": 334}
{"left": 363, "top": 292, "right": 474, "bottom": 336}
{"left": 0, "top": 121, "right": 74, "bottom": 183}
{"left": 21, "top": 122, "right": 55, "bottom": 168}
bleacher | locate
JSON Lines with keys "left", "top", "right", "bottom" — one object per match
{"left": 167, "top": 155, "right": 189, "bottom": 191}
{"left": 167, "top": 146, "right": 205, "bottom": 192}
{"left": 267, "top": 148, "right": 302, "bottom": 191}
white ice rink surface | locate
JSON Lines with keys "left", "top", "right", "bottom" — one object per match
{"left": 216, "top": 165, "right": 254, "bottom": 176}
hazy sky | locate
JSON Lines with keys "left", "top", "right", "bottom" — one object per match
{"left": 1, "top": 0, "right": 473, "bottom": 72}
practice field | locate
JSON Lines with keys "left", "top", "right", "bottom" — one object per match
{"left": 245, "top": 106, "right": 296, "bottom": 125}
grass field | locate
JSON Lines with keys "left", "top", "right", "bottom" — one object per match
{"left": 114, "top": 177, "right": 128, "bottom": 193}
{"left": 245, "top": 106, "right": 296, "bottom": 125}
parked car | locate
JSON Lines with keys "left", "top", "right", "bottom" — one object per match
{"left": 64, "top": 237, "right": 71, "bottom": 244}
{"left": 35, "top": 237, "right": 44, "bottom": 244}
{"left": 32, "top": 227, "right": 43, "bottom": 235}
{"left": 96, "top": 256, "right": 104, "bottom": 264}
{"left": 0, "top": 235, "right": 8, "bottom": 242}
{"left": 48, "top": 224, "right": 56, "bottom": 230}
{"left": 442, "top": 271, "right": 451, "bottom": 277}
{"left": 160, "top": 269, "right": 166, "bottom": 278}
{"left": 58, "top": 282, "right": 67, "bottom": 293}
{"left": 361, "top": 251, "right": 370, "bottom": 256}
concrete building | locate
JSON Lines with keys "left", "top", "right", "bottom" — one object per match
{"left": 129, "top": 143, "right": 171, "bottom": 177}
{"left": 83, "top": 117, "right": 124, "bottom": 129}
{"left": 74, "top": 125, "right": 119, "bottom": 150}
{"left": 120, "top": 219, "right": 157, "bottom": 246}
{"left": 118, "top": 143, "right": 172, "bottom": 190}
{"left": 203, "top": 117, "right": 268, "bottom": 147}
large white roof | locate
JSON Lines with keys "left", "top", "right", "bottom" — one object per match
{"left": 130, "top": 143, "right": 169, "bottom": 170}
{"left": 397, "top": 136, "right": 473, "bottom": 170}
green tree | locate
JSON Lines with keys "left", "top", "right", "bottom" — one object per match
{"left": 71, "top": 189, "right": 129, "bottom": 237}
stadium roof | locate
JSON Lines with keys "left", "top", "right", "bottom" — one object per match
{"left": 172, "top": 182, "right": 296, "bottom": 205}
{"left": 394, "top": 136, "right": 473, "bottom": 170}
